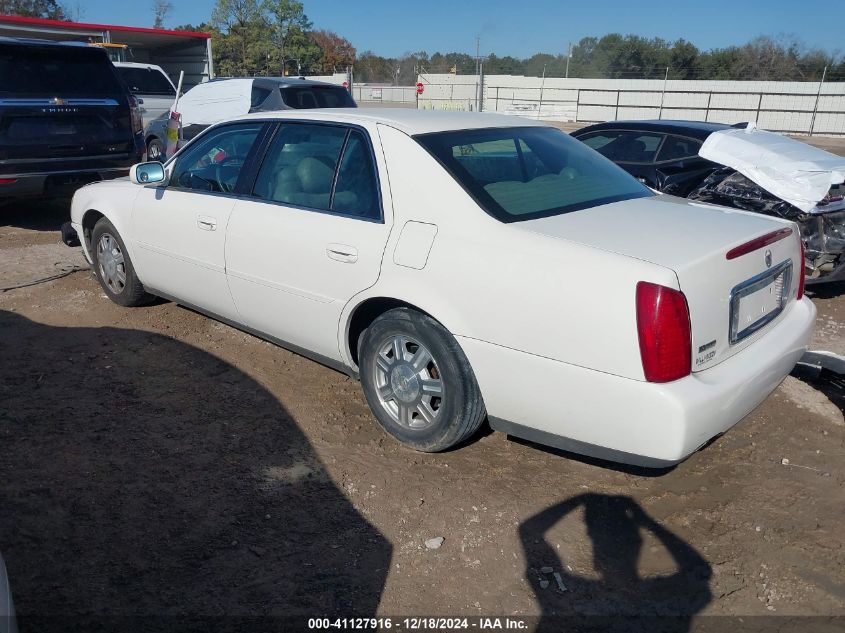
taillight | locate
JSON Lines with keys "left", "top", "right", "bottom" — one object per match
{"left": 636, "top": 282, "right": 692, "bottom": 383}
{"left": 797, "top": 237, "right": 806, "bottom": 299}
{"left": 0, "top": 178, "right": 17, "bottom": 185}
{"left": 129, "top": 96, "right": 143, "bottom": 134}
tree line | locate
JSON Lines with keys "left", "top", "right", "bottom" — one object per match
{"left": 2, "top": 0, "right": 843, "bottom": 82}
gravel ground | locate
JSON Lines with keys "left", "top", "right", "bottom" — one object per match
{"left": 1, "top": 177, "right": 844, "bottom": 631}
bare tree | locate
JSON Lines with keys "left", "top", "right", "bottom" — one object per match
{"left": 152, "top": 0, "right": 173, "bottom": 29}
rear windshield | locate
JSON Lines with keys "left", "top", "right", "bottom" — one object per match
{"left": 0, "top": 44, "right": 124, "bottom": 97}
{"left": 280, "top": 86, "right": 356, "bottom": 109}
{"left": 116, "top": 66, "right": 175, "bottom": 96}
{"left": 416, "top": 126, "right": 653, "bottom": 222}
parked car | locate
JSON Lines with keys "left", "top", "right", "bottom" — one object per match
{"left": 143, "top": 77, "right": 356, "bottom": 161}
{"left": 572, "top": 120, "right": 845, "bottom": 284}
{"left": 0, "top": 37, "right": 145, "bottom": 200}
{"left": 113, "top": 61, "right": 177, "bottom": 130}
{"left": 0, "top": 553, "right": 16, "bottom": 633}
{"left": 69, "top": 110, "right": 815, "bottom": 467}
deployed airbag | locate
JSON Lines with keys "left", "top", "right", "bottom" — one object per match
{"left": 699, "top": 124, "right": 845, "bottom": 213}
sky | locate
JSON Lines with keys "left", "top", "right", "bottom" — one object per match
{"left": 68, "top": 0, "right": 842, "bottom": 59}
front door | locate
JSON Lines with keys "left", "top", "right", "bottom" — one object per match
{"left": 225, "top": 122, "right": 392, "bottom": 361}
{"left": 131, "top": 121, "right": 266, "bottom": 320}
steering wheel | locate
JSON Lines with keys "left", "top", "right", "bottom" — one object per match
{"left": 214, "top": 157, "right": 244, "bottom": 193}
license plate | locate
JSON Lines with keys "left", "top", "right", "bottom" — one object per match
{"left": 729, "top": 260, "right": 792, "bottom": 344}
{"left": 51, "top": 124, "right": 77, "bottom": 135}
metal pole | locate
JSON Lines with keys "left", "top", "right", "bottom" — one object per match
{"left": 538, "top": 64, "right": 546, "bottom": 120}
{"left": 565, "top": 42, "right": 571, "bottom": 79}
{"left": 658, "top": 66, "right": 669, "bottom": 119}
{"left": 478, "top": 59, "right": 484, "bottom": 112}
{"left": 809, "top": 65, "right": 827, "bottom": 136}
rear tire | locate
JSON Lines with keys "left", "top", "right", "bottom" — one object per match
{"left": 91, "top": 217, "right": 153, "bottom": 307}
{"left": 359, "top": 308, "right": 486, "bottom": 452}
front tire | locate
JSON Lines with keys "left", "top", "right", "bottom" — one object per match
{"left": 359, "top": 308, "right": 486, "bottom": 452}
{"left": 91, "top": 217, "right": 153, "bottom": 307}
{"left": 147, "top": 138, "right": 165, "bottom": 162}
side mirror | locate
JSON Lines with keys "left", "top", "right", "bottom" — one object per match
{"left": 130, "top": 161, "right": 166, "bottom": 185}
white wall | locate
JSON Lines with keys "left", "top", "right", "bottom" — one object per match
{"left": 417, "top": 74, "right": 845, "bottom": 136}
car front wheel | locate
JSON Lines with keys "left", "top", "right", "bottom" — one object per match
{"left": 91, "top": 217, "right": 153, "bottom": 307}
{"left": 146, "top": 138, "right": 165, "bottom": 162}
{"left": 359, "top": 308, "right": 486, "bottom": 452}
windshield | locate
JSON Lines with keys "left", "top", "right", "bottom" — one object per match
{"left": 116, "top": 66, "right": 176, "bottom": 96}
{"left": 416, "top": 126, "right": 653, "bottom": 222}
{"left": 0, "top": 44, "right": 124, "bottom": 97}
{"left": 280, "top": 85, "right": 356, "bottom": 109}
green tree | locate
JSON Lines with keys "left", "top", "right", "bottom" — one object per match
{"left": 210, "top": 0, "right": 270, "bottom": 76}
{"left": 0, "top": 0, "right": 66, "bottom": 19}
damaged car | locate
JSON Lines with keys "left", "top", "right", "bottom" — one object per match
{"left": 573, "top": 120, "right": 845, "bottom": 284}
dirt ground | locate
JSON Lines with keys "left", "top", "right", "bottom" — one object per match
{"left": 1, "top": 173, "right": 845, "bottom": 630}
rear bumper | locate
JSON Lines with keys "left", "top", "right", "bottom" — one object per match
{"left": 459, "top": 297, "right": 816, "bottom": 467}
{"left": 0, "top": 167, "right": 130, "bottom": 198}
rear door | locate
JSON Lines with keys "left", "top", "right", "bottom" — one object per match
{"left": 0, "top": 42, "right": 134, "bottom": 176}
{"left": 225, "top": 121, "right": 390, "bottom": 361}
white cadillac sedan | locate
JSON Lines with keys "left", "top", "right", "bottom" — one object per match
{"left": 69, "top": 109, "right": 815, "bottom": 467}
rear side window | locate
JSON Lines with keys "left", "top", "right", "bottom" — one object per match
{"left": 280, "top": 86, "right": 356, "bottom": 109}
{"left": 116, "top": 67, "right": 175, "bottom": 96}
{"left": 580, "top": 130, "right": 664, "bottom": 163}
{"left": 253, "top": 124, "right": 380, "bottom": 219}
{"left": 417, "top": 126, "right": 652, "bottom": 222}
{"left": 0, "top": 44, "right": 124, "bottom": 97}
{"left": 250, "top": 86, "right": 272, "bottom": 108}
{"left": 657, "top": 135, "right": 702, "bottom": 162}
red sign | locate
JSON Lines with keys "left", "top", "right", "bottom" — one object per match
{"left": 416, "top": 82, "right": 424, "bottom": 95}
{"left": 342, "top": 81, "right": 349, "bottom": 89}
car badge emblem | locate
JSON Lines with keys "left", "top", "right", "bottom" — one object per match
{"left": 765, "top": 249, "right": 772, "bottom": 268}
{"left": 52, "top": 97, "right": 65, "bottom": 105}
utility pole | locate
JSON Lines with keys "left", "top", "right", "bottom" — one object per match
{"left": 809, "top": 65, "right": 827, "bottom": 136}
{"left": 658, "top": 66, "right": 669, "bottom": 119}
{"left": 476, "top": 35, "right": 480, "bottom": 77}
{"left": 565, "top": 41, "right": 571, "bottom": 78}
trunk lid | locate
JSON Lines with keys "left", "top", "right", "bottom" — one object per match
{"left": 517, "top": 194, "right": 802, "bottom": 372}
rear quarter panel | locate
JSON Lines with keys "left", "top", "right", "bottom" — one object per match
{"left": 356, "top": 124, "right": 680, "bottom": 380}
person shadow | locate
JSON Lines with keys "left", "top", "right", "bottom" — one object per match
{"left": 0, "top": 310, "right": 391, "bottom": 632}
{"left": 520, "top": 493, "right": 712, "bottom": 633}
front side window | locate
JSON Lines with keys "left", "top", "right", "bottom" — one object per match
{"left": 579, "top": 130, "right": 664, "bottom": 163}
{"left": 116, "top": 67, "right": 176, "bottom": 96}
{"left": 657, "top": 135, "right": 702, "bottom": 162}
{"left": 417, "top": 126, "right": 653, "bottom": 222}
{"left": 253, "top": 124, "right": 380, "bottom": 219}
{"left": 170, "top": 123, "right": 263, "bottom": 193}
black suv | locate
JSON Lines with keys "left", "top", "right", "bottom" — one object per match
{"left": 0, "top": 37, "right": 145, "bottom": 200}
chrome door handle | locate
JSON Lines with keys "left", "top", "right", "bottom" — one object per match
{"left": 197, "top": 215, "right": 217, "bottom": 231}
{"left": 327, "top": 243, "right": 358, "bottom": 263}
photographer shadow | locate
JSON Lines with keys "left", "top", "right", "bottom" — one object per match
{"left": 520, "top": 493, "right": 712, "bottom": 632}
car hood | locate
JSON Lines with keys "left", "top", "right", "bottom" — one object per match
{"left": 699, "top": 124, "right": 845, "bottom": 213}
{"left": 515, "top": 193, "right": 789, "bottom": 272}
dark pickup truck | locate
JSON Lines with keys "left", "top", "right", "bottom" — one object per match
{"left": 0, "top": 37, "right": 145, "bottom": 200}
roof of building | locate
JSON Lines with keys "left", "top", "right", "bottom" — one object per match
{"left": 0, "top": 14, "right": 212, "bottom": 39}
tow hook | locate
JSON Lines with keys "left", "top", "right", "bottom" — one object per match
{"left": 61, "top": 221, "right": 80, "bottom": 247}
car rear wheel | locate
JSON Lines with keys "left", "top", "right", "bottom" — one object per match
{"left": 359, "top": 308, "right": 486, "bottom": 452}
{"left": 91, "top": 217, "right": 153, "bottom": 307}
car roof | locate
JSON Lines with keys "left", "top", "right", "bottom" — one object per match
{"left": 234, "top": 107, "right": 549, "bottom": 136}
{"left": 208, "top": 77, "right": 343, "bottom": 89}
{"left": 113, "top": 61, "right": 167, "bottom": 70}
{"left": 574, "top": 119, "right": 732, "bottom": 141}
